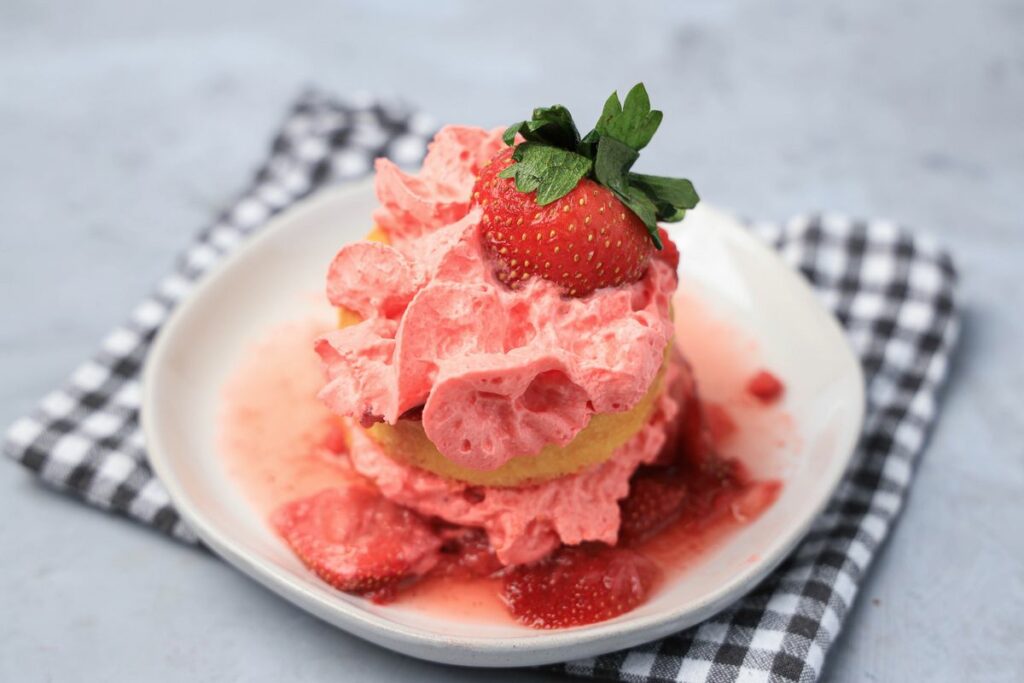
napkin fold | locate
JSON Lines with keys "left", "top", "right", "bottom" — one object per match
{"left": 3, "top": 91, "right": 959, "bottom": 683}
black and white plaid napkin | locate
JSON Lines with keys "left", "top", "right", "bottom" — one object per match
{"left": 3, "top": 91, "right": 959, "bottom": 683}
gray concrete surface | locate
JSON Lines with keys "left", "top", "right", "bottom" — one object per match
{"left": 2, "top": 1, "right": 1022, "bottom": 681}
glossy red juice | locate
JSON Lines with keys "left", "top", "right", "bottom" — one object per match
{"left": 220, "top": 285, "right": 793, "bottom": 625}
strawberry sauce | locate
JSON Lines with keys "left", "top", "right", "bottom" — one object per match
{"left": 219, "top": 285, "right": 793, "bottom": 628}
{"left": 218, "top": 319, "right": 362, "bottom": 515}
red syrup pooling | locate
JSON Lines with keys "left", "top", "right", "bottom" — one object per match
{"left": 220, "top": 285, "right": 793, "bottom": 628}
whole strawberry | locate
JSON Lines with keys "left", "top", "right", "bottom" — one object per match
{"left": 471, "top": 83, "right": 699, "bottom": 297}
{"left": 474, "top": 148, "right": 652, "bottom": 296}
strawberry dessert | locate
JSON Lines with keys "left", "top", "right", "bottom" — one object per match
{"left": 253, "top": 84, "right": 784, "bottom": 629}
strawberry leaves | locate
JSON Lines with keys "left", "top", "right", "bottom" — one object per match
{"left": 499, "top": 143, "right": 593, "bottom": 206}
{"left": 502, "top": 105, "right": 581, "bottom": 149}
{"left": 629, "top": 173, "right": 699, "bottom": 222}
{"left": 593, "top": 135, "right": 638, "bottom": 195}
{"left": 620, "top": 186, "right": 664, "bottom": 249}
{"left": 595, "top": 83, "right": 663, "bottom": 151}
{"left": 499, "top": 83, "right": 699, "bottom": 249}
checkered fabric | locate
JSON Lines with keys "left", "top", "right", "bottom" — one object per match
{"left": 557, "top": 215, "right": 958, "bottom": 682}
{"left": 3, "top": 92, "right": 959, "bottom": 682}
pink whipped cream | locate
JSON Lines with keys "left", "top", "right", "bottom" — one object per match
{"left": 316, "top": 125, "right": 677, "bottom": 471}
{"left": 344, "top": 354, "right": 689, "bottom": 566}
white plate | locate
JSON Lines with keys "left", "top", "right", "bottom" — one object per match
{"left": 143, "top": 182, "right": 864, "bottom": 667}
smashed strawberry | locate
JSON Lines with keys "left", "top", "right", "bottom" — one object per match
{"left": 746, "top": 370, "right": 785, "bottom": 404}
{"left": 685, "top": 458, "right": 745, "bottom": 522}
{"left": 271, "top": 486, "right": 442, "bottom": 602}
{"left": 619, "top": 474, "right": 688, "bottom": 545}
{"left": 501, "top": 544, "right": 659, "bottom": 628}
{"left": 435, "top": 526, "right": 504, "bottom": 579}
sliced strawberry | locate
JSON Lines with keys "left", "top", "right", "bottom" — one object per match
{"left": 621, "top": 455, "right": 762, "bottom": 546}
{"left": 472, "top": 148, "right": 654, "bottom": 298}
{"left": 501, "top": 544, "right": 659, "bottom": 628}
{"left": 746, "top": 370, "right": 785, "bottom": 404}
{"left": 619, "top": 473, "right": 688, "bottom": 545}
{"left": 271, "top": 486, "right": 441, "bottom": 602}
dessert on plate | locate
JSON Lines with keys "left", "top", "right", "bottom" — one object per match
{"left": 266, "top": 84, "right": 782, "bottom": 628}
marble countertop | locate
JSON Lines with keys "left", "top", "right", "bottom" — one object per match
{"left": 2, "top": 1, "right": 1022, "bottom": 681}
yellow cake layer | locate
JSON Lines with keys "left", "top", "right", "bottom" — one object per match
{"left": 364, "top": 357, "right": 666, "bottom": 487}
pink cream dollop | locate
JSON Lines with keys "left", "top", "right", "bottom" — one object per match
{"left": 344, "top": 355, "right": 688, "bottom": 566}
{"left": 315, "top": 125, "right": 677, "bottom": 471}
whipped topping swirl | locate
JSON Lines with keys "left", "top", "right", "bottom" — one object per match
{"left": 316, "top": 126, "right": 676, "bottom": 471}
